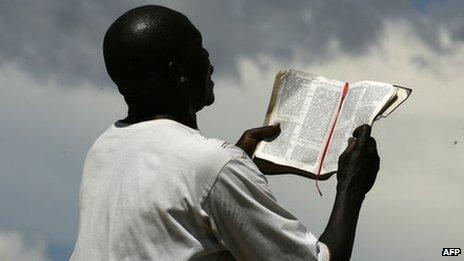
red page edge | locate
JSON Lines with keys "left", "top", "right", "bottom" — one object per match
{"left": 315, "top": 82, "right": 350, "bottom": 196}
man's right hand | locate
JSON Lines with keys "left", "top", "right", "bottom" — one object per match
{"left": 337, "top": 124, "right": 380, "bottom": 196}
{"left": 319, "top": 124, "right": 380, "bottom": 260}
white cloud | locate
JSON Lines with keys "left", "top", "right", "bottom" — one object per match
{"left": 0, "top": 231, "right": 49, "bottom": 261}
{"left": 1, "top": 0, "right": 464, "bottom": 85}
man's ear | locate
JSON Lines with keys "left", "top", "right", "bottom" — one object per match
{"left": 168, "top": 61, "right": 189, "bottom": 86}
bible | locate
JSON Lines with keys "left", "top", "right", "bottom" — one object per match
{"left": 253, "top": 69, "right": 411, "bottom": 180}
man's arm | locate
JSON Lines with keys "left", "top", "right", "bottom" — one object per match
{"left": 202, "top": 150, "right": 330, "bottom": 260}
{"left": 235, "top": 123, "right": 380, "bottom": 260}
{"left": 319, "top": 125, "right": 380, "bottom": 261}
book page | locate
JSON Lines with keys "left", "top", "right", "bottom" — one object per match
{"left": 256, "top": 70, "right": 314, "bottom": 165}
{"left": 255, "top": 69, "right": 345, "bottom": 173}
{"left": 377, "top": 86, "right": 412, "bottom": 118}
{"left": 321, "top": 81, "right": 396, "bottom": 173}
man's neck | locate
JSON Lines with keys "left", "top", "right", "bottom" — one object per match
{"left": 120, "top": 112, "right": 198, "bottom": 130}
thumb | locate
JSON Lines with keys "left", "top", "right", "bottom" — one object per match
{"left": 353, "top": 124, "right": 371, "bottom": 148}
{"left": 246, "top": 123, "right": 281, "bottom": 140}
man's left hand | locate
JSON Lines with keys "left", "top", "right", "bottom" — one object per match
{"left": 235, "top": 123, "right": 281, "bottom": 157}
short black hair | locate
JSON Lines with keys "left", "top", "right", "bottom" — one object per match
{"left": 103, "top": 5, "right": 201, "bottom": 97}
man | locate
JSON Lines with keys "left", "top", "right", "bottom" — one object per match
{"left": 71, "top": 5, "right": 380, "bottom": 261}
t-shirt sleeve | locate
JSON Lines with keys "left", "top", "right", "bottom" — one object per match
{"left": 201, "top": 149, "right": 330, "bottom": 261}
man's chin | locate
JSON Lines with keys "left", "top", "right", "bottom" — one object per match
{"left": 205, "top": 93, "right": 215, "bottom": 106}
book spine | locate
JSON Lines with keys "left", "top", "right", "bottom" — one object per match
{"left": 315, "top": 82, "right": 350, "bottom": 196}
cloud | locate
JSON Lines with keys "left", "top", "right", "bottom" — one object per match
{"left": 1, "top": 0, "right": 464, "bottom": 87}
{"left": 0, "top": 2, "right": 463, "bottom": 261}
{"left": 0, "top": 61, "right": 124, "bottom": 246}
{"left": 0, "top": 230, "right": 49, "bottom": 261}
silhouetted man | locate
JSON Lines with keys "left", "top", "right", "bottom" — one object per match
{"left": 71, "top": 5, "right": 380, "bottom": 261}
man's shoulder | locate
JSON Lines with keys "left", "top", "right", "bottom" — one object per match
{"left": 87, "top": 119, "right": 251, "bottom": 174}
{"left": 185, "top": 134, "right": 246, "bottom": 166}
{"left": 190, "top": 134, "right": 250, "bottom": 161}
{"left": 174, "top": 131, "right": 260, "bottom": 187}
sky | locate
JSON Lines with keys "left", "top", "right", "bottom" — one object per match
{"left": 0, "top": 0, "right": 463, "bottom": 260}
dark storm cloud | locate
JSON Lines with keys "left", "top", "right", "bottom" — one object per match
{"left": 0, "top": 0, "right": 461, "bottom": 87}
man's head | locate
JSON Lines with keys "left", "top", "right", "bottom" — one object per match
{"left": 103, "top": 5, "right": 214, "bottom": 115}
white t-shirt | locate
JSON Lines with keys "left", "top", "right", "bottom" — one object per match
{"left": 70, "top": 119, "right": 329, "bottom": 261}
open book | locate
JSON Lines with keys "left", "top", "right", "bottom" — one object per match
{"left": 253, "top": 69, "right": 411, "bottom": 180}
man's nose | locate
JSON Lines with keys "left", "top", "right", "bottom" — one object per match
{"left": 210, "top": 65, "right": 214, "bottom": 74}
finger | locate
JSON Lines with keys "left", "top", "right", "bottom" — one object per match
{"left": 345, "top": 137, "right": 357, "bottom": 152}
{"left": 366, "top": 137, "right": 377, "bottom": 154}
{"left": 339, "top": 137, "right": 357, "bottom": 162}
{"left": 366, "top": 141, "right": 380, "bottom": 163}
{"left": 246, "top": 123, "right": 281, "bottom": 140}
{"left": 366, "top": 152, "right": 380, "bottom": 170}
{"left": 353, "top": 124, "right": 371, "bottom": 147}
{"left": 353, "top": 124, "right": 371, "bottom": 138}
